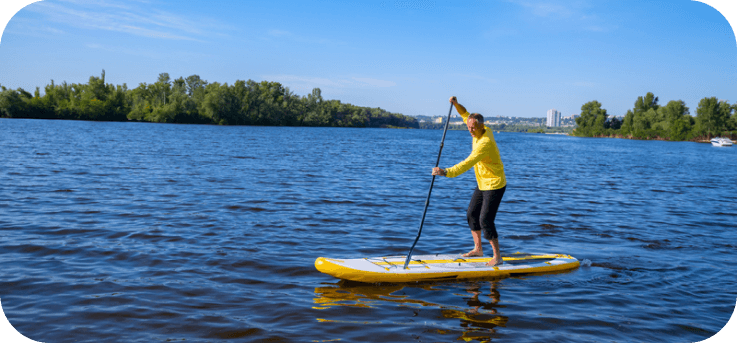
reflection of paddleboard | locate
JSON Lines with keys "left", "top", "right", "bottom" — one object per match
{"left": 315, "top": 252, "right": 580, "bottom": 283}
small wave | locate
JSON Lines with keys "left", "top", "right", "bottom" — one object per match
{"left": 226, "top": 205, "right": 268, "bottom": 212}
{"left": 210, "top": 328, "right": 268, "bottom": 339}
{"left": 590, "top": 261, "right": 637, "bottom": 272}
{"left": 309, "top": 199, "right": 356, "bottom": 205}
{"left": 320, "top": 218, "right": 346, "bottom": 223}
{"left": 714, "top": 212, "right": 737, "bottom": 217}
{"left": 356, "top": 202, "right": 389, "bottom": 207}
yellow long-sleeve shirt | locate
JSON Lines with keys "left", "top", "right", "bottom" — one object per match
{"left": 444, "top": 110, "right": 506, "bottom": 190}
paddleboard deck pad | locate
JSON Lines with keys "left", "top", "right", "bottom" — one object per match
{"left": 315, "top": 252, "right": 579, "bottom": 283}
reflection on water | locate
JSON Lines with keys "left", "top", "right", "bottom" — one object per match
{"left": 314, "top": 280, "right": 509, "bottom": 342}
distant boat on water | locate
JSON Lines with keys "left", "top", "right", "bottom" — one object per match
{"left": 710, "top": 137, "right": 733, "bottom": 147}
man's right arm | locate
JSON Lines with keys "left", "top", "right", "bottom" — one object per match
{"left": 454, "top": 103, "right": 467, "bottom": 116}
{"left": 450, "top": 96, "right": 469, "bottom": 122}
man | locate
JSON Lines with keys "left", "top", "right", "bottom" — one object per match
{"left": 432, "top": 96, "right": 507, "bottom": 266}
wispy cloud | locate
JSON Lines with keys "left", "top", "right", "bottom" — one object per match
{"left": 84, "top": 42, "right": 208, "bottom": 60}
{"left": 25, "top": 0, "right": 228, "bottom": 41}
{"left": 3, "top": 14, "right": 68, "bottom": 39}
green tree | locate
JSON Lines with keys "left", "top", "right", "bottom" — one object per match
{"left": 51, "top": 81, "right": 77, "bottom": 119}
{"left": 303, "top": 88, "right": 330, "bottom": 126}
{"left": 729, "top": 104, "right": 737, "bottom": 131}
{"left": 624, "top": 92, "right": 662, "bottom": 139}
{"left": 161, "top": 79, "right": 201, "bottom": 123}
{"left": 255, "top": 81, "right": 288, "bottom": 125}
{"left": 0, "top": 87, "right": 32, "bottom": 118}
{"left": 127, "top": 82, "right": 154, "bottom": 121}
{"left": 574, "top": 100, "right": 608, "bottom": 136}
{"left": 696, "top": 97, "right": 732, "bottom": 137}
{"left": 620, "top": 110, "right": 634, "bottom": 136}
{"left": 669, "top": 116, "right": 692, "bottom": 141}
{"left": 635, "top": 92, "right": 659, "bottom": 113}
{"left": 201, "top": 82, "right": 241, "bottom": 125}
{"left": 654, "top": 100, "right": 690, "bottom": 140}
{"left": 151, "top": 73, "right": 172, "bottom": 107}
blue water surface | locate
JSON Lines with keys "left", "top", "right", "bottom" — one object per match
{"left": 1, "top": 118, "right": 735, "bottom": 342}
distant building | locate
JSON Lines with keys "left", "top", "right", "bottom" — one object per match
{"left": 546, "top": 109, "right": 561, "bottom": 127}
{"left": 433, "top": 114, "right": 461, "bottom": 124}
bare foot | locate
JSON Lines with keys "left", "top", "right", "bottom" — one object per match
{"left": 486, "top": 257, "right": 503, "bottom": 266}
{"left": 462, "top": 250, "right": 483, "bottom": 257}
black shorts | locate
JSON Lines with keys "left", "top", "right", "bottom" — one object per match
{"left": 466, "top": 186, "right": 506, "bottom": 240}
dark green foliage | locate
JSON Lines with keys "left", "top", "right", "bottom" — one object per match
{"left": 573, "top": 100, "right": 608, "bottom": 137}
{"left": 1, "top": 71, "right": 129, "bottom": 121}
{"left": 694, "top": 97, "right": 733, "bottom": 137}
{"left": 575, "top": 92, "right": 735, "bottom": 141}
{"left": 0, "top": 71, "right": 418, "bottom": 129}
{"left": 0, "top": 87, "right": 34, "bottom": 118}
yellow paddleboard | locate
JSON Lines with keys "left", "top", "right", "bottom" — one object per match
{"left": 315, "top": 252, "right": 579, "bottom": 283}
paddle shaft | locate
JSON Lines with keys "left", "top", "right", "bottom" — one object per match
{"left": 403, "top": 103, "right": 455, "bottom": 269}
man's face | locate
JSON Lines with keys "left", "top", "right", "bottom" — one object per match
{"left": 467, "top": 118, "right": 484, "bottom": 138}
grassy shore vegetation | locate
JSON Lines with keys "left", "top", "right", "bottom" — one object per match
{"left": 0, "top": 71, "right": 419, "bottom": 128}
{"left": 574, "top": 92, "right": 737, "bottom": 141}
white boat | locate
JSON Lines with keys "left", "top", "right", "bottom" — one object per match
{"left": 710, "top": 137, "right": 733, "bottom": 147}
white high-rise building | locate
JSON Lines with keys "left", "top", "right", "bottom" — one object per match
{"left": 546, "top": 109, "right": 561, "bottom": 127}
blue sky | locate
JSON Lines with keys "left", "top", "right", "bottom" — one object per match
{"left": 0, "top": 0, "right": 735, "bottom": 118}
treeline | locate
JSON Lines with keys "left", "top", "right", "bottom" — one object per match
{"left": 574, "top": 92, "right": 737, "bottom": 140}
{"left": 0, "top": 71, "right": 419, "bottom": 128}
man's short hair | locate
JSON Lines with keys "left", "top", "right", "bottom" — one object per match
{"left": 468, "top": 113, "right": 484, "bottom": 123}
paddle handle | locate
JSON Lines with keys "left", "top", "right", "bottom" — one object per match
{"left": 403, "top": 102, "right": 454, "bottom": 269}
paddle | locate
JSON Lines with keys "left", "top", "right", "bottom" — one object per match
{"left": 403, "top": 102, "right": 455, "bottom": 269}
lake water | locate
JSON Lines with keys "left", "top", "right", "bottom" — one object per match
{"left": 1, "top": 118, "right": 735, "bottom": 342}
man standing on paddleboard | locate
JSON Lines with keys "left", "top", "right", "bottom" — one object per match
{"left": 432, "top": 96, "right": 507, "bottom": 267}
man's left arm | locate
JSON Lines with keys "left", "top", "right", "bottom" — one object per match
{"left": 443, "top": 140, "right": 492, "bottom": 178}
